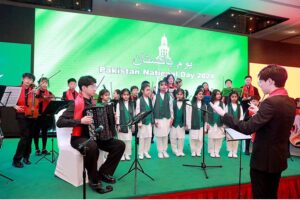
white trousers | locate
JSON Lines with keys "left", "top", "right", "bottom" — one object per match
{"left": 170, "top": 138, "right": 184, "bottom": 154}
{"left": 227, "top": 141, "right": 238, "bottom": 154}
{"left": 122, "top": 140, "right": 132, "bottom": 156}
{"left": 156, "top": 136, "right": 168, "bottom": 153}
{"left": 190, "top": 138, "right": 203, "bottom": 154}
{"left": 138, "top": 137, "right": 151, "bottom": 155}
{"left": 208, "top": 138, "right": 223, "bottom": 154}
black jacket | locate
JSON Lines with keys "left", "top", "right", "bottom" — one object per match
{"left": 223, "top": 95, "right": 295, "bottom": 173}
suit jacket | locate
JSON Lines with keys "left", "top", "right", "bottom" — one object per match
{"left": 223, "top": 95, "right": 295, "bottom": 173}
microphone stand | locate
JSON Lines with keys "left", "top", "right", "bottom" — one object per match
{"left": 183, "top": 101, "right": 222, "bottom": 179}
{"left": 118, "top": 111, "right": 154, "bottom": 194}
{"left": 78, "top": 131, "right": 112, "bottom": 199}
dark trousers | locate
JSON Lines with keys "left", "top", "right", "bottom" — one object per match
{"left": 33, "top": 116, "right": 51, "bottom": 150}
{"left": 97, "top": 138, "right": 125, "bottom": 176}
{"left": 71, "top": 136, "right": 125, "bottom": 183}
{"left": 245, "top": 139, "right": 251, "bottom": 153}
{"left": 13, "top": 116, "right": 35, "bottom": 162}
{"left": 250, "top": 168, "right": 281, "bottom": 199}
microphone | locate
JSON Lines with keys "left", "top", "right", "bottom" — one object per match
{"left": 95, "top": 125, "right": 104, "bottom": 134}
{"left": 178, "top": 99, "right": 190, "bottom": 102}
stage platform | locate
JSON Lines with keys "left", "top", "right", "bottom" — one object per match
{"left": 1, "top": 137, "right": 300, "bottom": 199}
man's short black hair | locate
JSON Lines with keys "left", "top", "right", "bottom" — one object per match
{"left": 68, "top": 78, "right": 77, "bottom": 84}
{"left": 130, "top": 85, "right": 138, "bottom": 92}
{"left": 245, "top": 75, "right": 252, "bottom": 80}
{"left": 22, "top": 73, "right": 35, "bottom": 82}
{"left": 225, "top": 79, "right": 232, "bottom": 84}
{"left": 258, "top": 64, "right": 287, "bottom": 87}
{"left": 78, "top": 75, "right": 96, "bottom": 91}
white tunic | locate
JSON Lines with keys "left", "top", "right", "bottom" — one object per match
{"left": 224, "top": 103, "right": 244, "bottom": 121}
{"left": 186, "top": 101, "right": 206, "bottom": 140}
{"left": 170, "top": 101, "right": 185, "bottom": 139}
{"left": 208, "top": 101, "right": 225, "bottom": 139}
{"left": 152, "top": 93, "right": 174, "bottom": 137}
{"left": 116, "top": 101, "right": 133, "bottom": 141}
{"left": 136, "top": 97, "right": 152, "bottom": 138}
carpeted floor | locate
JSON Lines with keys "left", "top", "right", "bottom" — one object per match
{"left": 1, "top": 137, "right": 300, "bottom": 199}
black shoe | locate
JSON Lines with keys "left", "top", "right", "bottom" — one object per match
{"left": 100, "top": 174, "right": 116, "bottom": 184}
{"left": 23, "top": 158, "right": 31, "bottom": 165}
{"left": 36, "top": 149, "right": 42, "bottom": 156}
{"left": 89, "top": 182, "right": 113, "bottom": 194}
{"left": 42, "top": 149, "right": 51, "bottom": 155}
{"left": 12, "top": 161, "right": 24, "bottom": 168}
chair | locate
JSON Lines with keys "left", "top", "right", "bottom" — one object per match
{"left": 54, "top": 109, "right": 104, "bottom": 187}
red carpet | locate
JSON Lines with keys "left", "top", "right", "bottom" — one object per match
{"left": 141, "top": 176, "right": 300, "bottom": 199}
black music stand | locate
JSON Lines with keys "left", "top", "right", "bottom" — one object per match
{"left": 0, "top": 125, "right": 13, "bottom": 182}
{"left": 0, "top": 85, "right": 21, "bottom": 182}
{"left": 0, "top": 85, "right": 21, "bottom": 107}
{"left": 118, "top": 110, "right": 154, "bottom": 194}
{"left": 225, "top": 128, "right": 252, "bottom": 199}
{"left": 183, "top": 102, "right": 222, "bottom": 179}
{"left": 35, "top": 100, "right": 70, "bottom": 164}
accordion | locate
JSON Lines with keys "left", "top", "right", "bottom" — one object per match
{"left": 84, "top": 104, "right": 117, "bottom": 141}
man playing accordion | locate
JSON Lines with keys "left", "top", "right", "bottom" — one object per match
{"left": 57, "top": 75, "right": 125, "bottom": 194}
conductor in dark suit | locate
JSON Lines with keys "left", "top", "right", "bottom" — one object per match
{"left": 210, "top": 64, "right": 296, "bottom": 198}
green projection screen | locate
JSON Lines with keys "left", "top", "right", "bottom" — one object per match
{"left": 0, "top": 42, "right": 31, "bottom": 86}
{"left": 34, "top": 8, "right": 248, "bottom": 97}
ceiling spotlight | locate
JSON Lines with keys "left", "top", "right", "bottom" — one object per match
{"left": 216, "top": 22, "right": 219, "bottom": 25}
{"left": 233, "top": 25, "right": 236, "bottom": 28}
{"left": 178, "top": 10, "right": 182, "bottom": 14}
{"left": 231, "top": 13, "right": 235, "bottom": 17}
{"left": 135, "top": 3, "right": 140, "bottom": 7}
{"left": 249, "top": 28, "right": 253, "bottom": 31}
{"left": 75, "top": 1, "right": 79, "bottom": 5}
{"left": 249, "top": 17, "right": 253, "bottom": 20}
{"left": 267, "top": 20, "right": 270, "bottom": 24}
{"left": 47, "top": 0, "right": 52, "bottom": 2}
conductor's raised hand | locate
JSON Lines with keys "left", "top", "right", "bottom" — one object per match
{"left": 248, "top": 102, "right": 259, "bottom": 115}
{"left": 81, "top": 116, "right": 93, "bottom": 125}
{"left": 209, "top": 102, "right": 225, "bottom": 117}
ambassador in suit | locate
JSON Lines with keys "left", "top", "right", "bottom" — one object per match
{"left": 210, "top": 64, "right": 296, "bottom": 198}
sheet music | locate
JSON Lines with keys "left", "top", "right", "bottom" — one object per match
{"left": 225, "top": 128, "right": 252, "bottom": 141}
{"left": 0, "top": 86, "right": 21, "bottom": 107}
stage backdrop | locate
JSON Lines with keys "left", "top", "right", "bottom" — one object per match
{"left": 34, "top": 8, "right": 248, "bottom": 97}
{"left": 250, "top": 63, "right": 300, "bottom": 99}
{"left": 0, "top": 42, "right": 31, "bottom": 86}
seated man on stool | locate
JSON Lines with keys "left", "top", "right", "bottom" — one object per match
{"left": 57, "top": 75, "right": 125, "bottom": 194}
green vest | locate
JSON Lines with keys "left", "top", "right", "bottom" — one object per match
{"left": 154, "top": 93, "right": 171, "bottom": 119}
{"left": 227, "top": 103, "right": 241, "bottom": 120}
{"left": 119, "top": 101, "right": 134, "bottom": 133}
{"left": 140, "top": 96, "right": 154, "bottom": 125}
{"left": 191, "top": 100, "right": 206, "bottom": 129}
{"left": 207, "top": 101, "right": 224, "bottom": 126}
{"left": 173, "top": 100, "right": 186, "bottom": 128}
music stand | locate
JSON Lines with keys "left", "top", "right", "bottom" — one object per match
{"left": 118, "top": 110, "right": 154, "bottom": 194}
{"left": 0, "top": 125, "right": 13, "bottom": 182}
{"left": 0, "top": 85, "right": 21, "bottom": 182}
{"left": 225, "top": 128, "right": 252, "bottom": 199}
{"left": 0, "top": 85, "right": 21, "bottom": 107}
{"left": 183, "top": 102, "right": 222, "bottom": 179}
{"left": 35, "top": 100, "right": 70, "bottom": 164}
